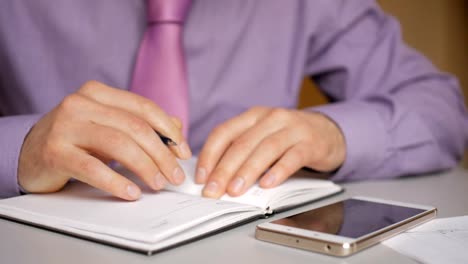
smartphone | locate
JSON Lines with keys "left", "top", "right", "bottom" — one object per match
{"left": 255, "top": 196, "right": 436, "bottom": 257}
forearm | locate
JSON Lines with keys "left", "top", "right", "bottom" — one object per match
{"left": 0, "top": 114, "right": 41, "bottom": 198}
{"left": 303, "top": 1, "right": 468, "bottom": 181}
{"left": 310, "top": 79, "right": 467, "bottom": 181}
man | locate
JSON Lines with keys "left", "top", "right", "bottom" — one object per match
{"left": 1, "top": 0, "right": 466, "bottom": 200}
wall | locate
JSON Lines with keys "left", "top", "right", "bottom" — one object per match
{"left": 378, "top": 0, "right": 468, "bottom": 105}
{"left": 298, "top": 0, "right": 468, "bottom": 166}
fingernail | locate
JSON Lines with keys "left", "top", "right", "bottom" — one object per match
{"left": 204, "top": 181, "right": 219, "bottom": 196}
{"left": 172, "top": 167, "right": 185, "bottom": 185}
{"left": 262, "top": 173, "right": 276, "bottom": 188}
{"left": 154, "top": 172, "right": 166, "bottom": 189}
{"left": 196, "top": 167, "right": 207, "bottom": 183}
{"left": 179, "top": 141, "right": 192, "bottom": 159}
{"left": 126, "top": 185, "right": 140, "bottom": 199}
{"left": 229, "top": 177, "right": 245, "bottom": 194}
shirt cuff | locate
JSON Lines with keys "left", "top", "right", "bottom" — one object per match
{"left": 305, "top": 101, "right": 389, "bottom": 182}
{"left": 0, "top": 114, "right": 42, "bottom": 198}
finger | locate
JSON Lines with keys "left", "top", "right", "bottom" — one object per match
{"left": 167, "top": 116, "right": 191, "bottom": 159}
{"left": 196, "top": 107, "right": 270, "bottom": 184}
{"left": 76, "top": 80, "right": 190, "bottom": 157}
{"left": 75, "top": 122, "right": 182, "bottom": 190}
{"left": 74, "top": 97, "right": 185, "bottom": 185}
{"left": 259, "top": 144, "right": 310, "bottom": 188}
{"left": 202, "top": 109, "right": 293, "bottom": 198}
{"left": 170, "top": 116, "right": 182, "bottom": 129}
{"left": 200, "top": 111, "right": 278, "bottom": 198}
{"left": 226, "top": 128, "right": 301, "bottom": 196}
{"left": 69, "top": 150, "right": 142, "bottom": 201}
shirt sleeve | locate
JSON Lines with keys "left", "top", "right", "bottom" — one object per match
{"left": 0, "top": 114, "right": 42, "bottom": 198}
{"left": 303, "top": 1, "right": 468, "bottom": 181}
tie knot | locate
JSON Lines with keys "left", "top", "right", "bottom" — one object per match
{"left": 147, "top": 0, "right": 192, "bottom": 24}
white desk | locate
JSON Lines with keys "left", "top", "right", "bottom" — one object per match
{"left": 1, "top": 167, "right": 467, "bottom": 264}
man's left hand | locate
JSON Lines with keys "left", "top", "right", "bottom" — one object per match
{"left": 196, "top": 107, "right": 346, "bottom": 198}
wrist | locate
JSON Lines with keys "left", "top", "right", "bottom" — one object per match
{"left": 299, "top": 110, "right": 346, "bottom": 172}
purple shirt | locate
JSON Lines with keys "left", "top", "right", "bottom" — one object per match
{"left": 0, "top": 0, "right": 467, "bottom": 198}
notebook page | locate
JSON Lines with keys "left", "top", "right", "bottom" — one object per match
{"left": 0, "top": 180, "right": 260, "bottom": 244}
{"left": 169, "top": 157, "right": 339, "bottom": 211}
{"left": 221, "top": 177, "right": 339, "bottom": 210}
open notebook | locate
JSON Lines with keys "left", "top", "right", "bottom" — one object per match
{"left": 0, "top": 158, "right": 342, "bottom": 255}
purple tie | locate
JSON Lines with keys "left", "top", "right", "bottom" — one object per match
{"left": 131, "top": 0, "right": 192, "bottom": 138}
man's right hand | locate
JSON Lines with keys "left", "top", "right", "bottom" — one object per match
{"left": 18, "top": 81, "right": 192, "bottom": 201}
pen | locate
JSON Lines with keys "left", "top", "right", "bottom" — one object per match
{"left": 156, "top": 131, "right": 177, "bottom": 146}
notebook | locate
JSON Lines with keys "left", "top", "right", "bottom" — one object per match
{"left": 0, "top": 158, "right": 342, "bottom": 255}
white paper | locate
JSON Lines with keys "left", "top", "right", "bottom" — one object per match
{"left": 168, "top": 157, "right": 339, "bottom": 210}
{"left": 383, "top": 216, "right": 468, "bottom": 264}
{"left": 0, "top": 182, "right": 258, "bottom": 243}
{"left": 0, "top": 156, "right": 341, "bottom": 253}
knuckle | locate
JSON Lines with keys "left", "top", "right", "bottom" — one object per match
{"left": 97, "top": 169, "right": 129, "bottom": 194}
{"left": 275, "top": 161, "right": 295, "bottom": 175}
{"left": 79, "top": 80, "right": 101, "bottom": 94}
{"left": 269, "top": 108, "right": 291, "bottom": 122}
{"left": 128, "top": 116, "right": 149, "bottom": 136}
{"left": 107, "top": 175, "right": 125, "bottom": 192}
{"left": 59, "top": 94, "right": 82, "bottom": 113}
{"left": 139, "top": 100, "right": 157, "bottom": 116}
{"left": 170, "top": 116, "right": 182, "bottom": 129}
{"left": 197, "top": 148, "right": 216, "bottom": 168}
{"left": 211, "top": 123, "right": 228, "bottom": 137}
{"left": 131, "top": 155, "right": 154, "bottom": 172}
{"left": 155, "top": 158, "right": 176, "bottom": 175}
{"left": 153, "top": 144, "right": 173, "bottom": 161}
{"left": 290, "top": 148, "right": 306, "bottom": 166}
{"left": 250, "top": 106, "right": 269, "bottom": 114}
{"left": 77, "top": 156, "right": 98, "bottom": 175}
{"left": 129, "top": 166, "right": 150, "bottom": 184}
{"left": 231, "top": 137, "right": 251, "bottom": 151}
{"left": 273, "top": 162, "right": 288, "bottom": 175}
{"left": 242, "top": 161, "right": 263, "bottom": 175}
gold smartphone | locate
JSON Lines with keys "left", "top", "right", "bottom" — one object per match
{"left": 255, "top": 196, "right": 436, "bottom": 257}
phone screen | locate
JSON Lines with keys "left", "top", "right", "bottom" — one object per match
{"left": 271, "top": 198, "right": 426, "bottom": 239}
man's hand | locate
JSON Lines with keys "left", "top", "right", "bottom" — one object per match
{"left": 196, "top": 107, "right": 345, "bottom": 198}
{"left": 18, "top": 81, "right": 192, "bottom": 201}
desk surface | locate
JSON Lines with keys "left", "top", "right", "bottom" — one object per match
{"left": 1, "top": 167, "right": 467, "bottom": 264}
